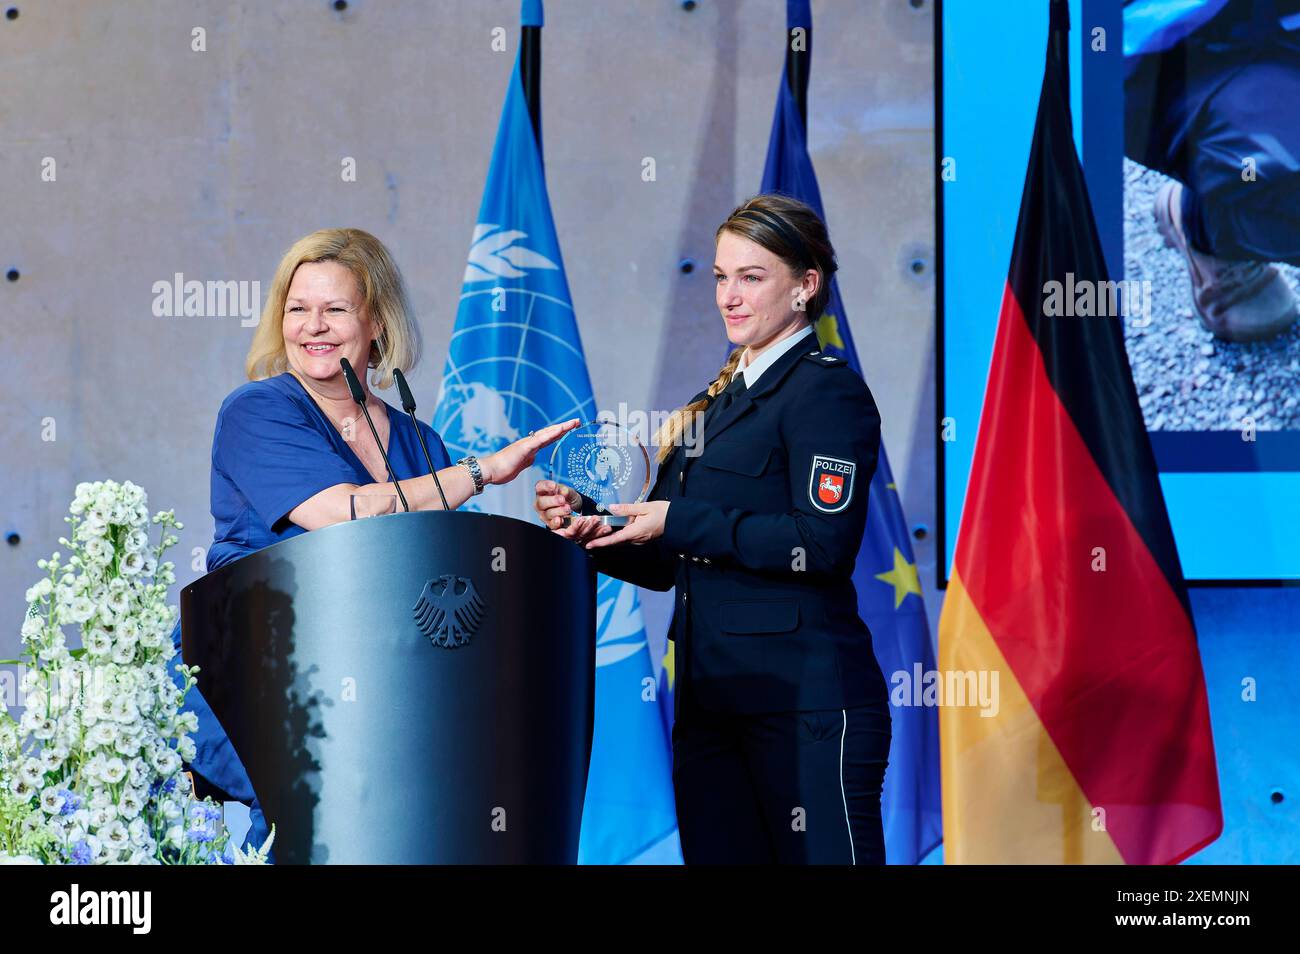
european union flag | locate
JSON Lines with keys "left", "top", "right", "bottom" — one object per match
{"left": 760, "top": 0, "right": 941, "bottom": 865}
{"left": 432, "top": 0, "right": 678, "bottom": 864}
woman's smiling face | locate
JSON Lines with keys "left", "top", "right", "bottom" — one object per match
{"left": 713, "top": 230, "right": 817, "bottom": 353}
{"left": 282, "top": 261, "right": 375, "bottom": 387}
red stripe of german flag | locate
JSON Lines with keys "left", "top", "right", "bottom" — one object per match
{"left": 939, "top": 2, "right": 1221, "bottom": 864}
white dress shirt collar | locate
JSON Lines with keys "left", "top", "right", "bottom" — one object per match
{"left": 733, "top": 324, "right": 815, "bottom": 390}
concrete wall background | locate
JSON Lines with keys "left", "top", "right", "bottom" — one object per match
{"left": 0, "top": 0, "right": 939, "bottom": 656}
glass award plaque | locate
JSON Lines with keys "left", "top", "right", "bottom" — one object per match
{"left": 547, "top": 421, "right": 651, "bottom": 527}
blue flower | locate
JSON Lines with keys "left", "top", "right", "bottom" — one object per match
{"left": 56, "top": 788, "right": 81, "bottom": 816}
{"left": 221, "top": 842, "right": 236, "bottom": 865}
{"left": 186, "top": 809, "right": 217, "bottom": 844}
{"left": 190, "top": 802, "right": 221, "bottom": 823}
{"left": 68, "top": 840, "right": 92, "bottom": 865}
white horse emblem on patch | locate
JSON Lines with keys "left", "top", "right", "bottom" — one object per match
{"left": 809, "top": 455, "right": 855, "bottom": 513}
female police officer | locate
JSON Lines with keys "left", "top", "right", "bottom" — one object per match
{"left": 534, "top": 194, "right": 891, "bottom": 864}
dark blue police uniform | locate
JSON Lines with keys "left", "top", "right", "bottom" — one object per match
{"left": 587, "top": 333, "right": 891, "bottom": 864}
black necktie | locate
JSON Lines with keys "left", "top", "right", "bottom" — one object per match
{"left": 706, "top": 372, "right": 747, "bottom": 426}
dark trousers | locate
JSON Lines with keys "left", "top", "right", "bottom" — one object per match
{"left": 1126, "top": 29, "right": 1300, "bottom": 265}
{"left": 169, "top": 621, "right": 273, "bottom": 858}
{"left": 671, "top": 693, "right": 891, "bottom": 865}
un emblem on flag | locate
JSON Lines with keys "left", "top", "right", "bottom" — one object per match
{"left": 413, "top": 575, "right": 486, "bottom": 649}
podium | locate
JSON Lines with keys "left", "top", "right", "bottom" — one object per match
{"left": 179, "top": 510, "right": 596, "bottom": 864}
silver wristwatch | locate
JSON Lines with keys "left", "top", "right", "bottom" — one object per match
{"left": 457, "top": 456, "right": 485, "bottom": 495}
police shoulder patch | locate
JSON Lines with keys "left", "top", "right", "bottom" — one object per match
{"left": 803, "top": 351, "right": 845, "bottom": 366}
{"left": 808, "top": 455, "right": 856, "bottom": 513}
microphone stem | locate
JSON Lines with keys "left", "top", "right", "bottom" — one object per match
{"left": 358, "top": 403, "right": 410, "bottom": 512}
{"left": 409, "top": 414, "right": 450, "bottom": 511}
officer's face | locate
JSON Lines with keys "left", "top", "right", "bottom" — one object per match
{"left": 714, "top": 231, "right": 815, "bottom": 356}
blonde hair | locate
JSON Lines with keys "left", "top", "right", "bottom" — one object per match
{"left": 652, "top": 194, "right": 837, "bottom": 464}
{"left": 245, "top": 228, "right": 421, "bottom": 390}
{"left": 653, "top": 349, "right": 745, "bottom": 463}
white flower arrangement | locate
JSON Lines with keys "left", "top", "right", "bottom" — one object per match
{"left": 0, "top": 480, "right": 272, "bottom": 865}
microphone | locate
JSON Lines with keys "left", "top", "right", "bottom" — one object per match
{"left": 339, "top": 357, "right": 410, "bottom": 513}
{"left": 392, "top": 368, "right": 450, "bottom": 511}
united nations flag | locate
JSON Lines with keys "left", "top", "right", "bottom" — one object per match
{"left": 432, "top": 0, "right": 678, "bottom": 864}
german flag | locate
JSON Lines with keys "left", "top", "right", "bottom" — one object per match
{"left": 938, "top": 1, "right": 1222, "bottom": 864}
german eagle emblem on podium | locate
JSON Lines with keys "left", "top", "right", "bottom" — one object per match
{"left": 413, "top": 575, "right": 486, "bottom": 649}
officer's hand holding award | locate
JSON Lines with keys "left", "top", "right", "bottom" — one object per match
{"left": 533, "top": 419, "right": 652, "bottom": 544}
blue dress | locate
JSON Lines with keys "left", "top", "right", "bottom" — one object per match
{"left": 171, "top": 372, "right": 452, "bottom": 852}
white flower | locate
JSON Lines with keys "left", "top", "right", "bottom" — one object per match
{"left": 230, "top": 826, "right": 276, "bottom": 865}
{"left": 88, "top": 805, "right": 117, "bottom": 829}
{"left": 164, "top": 825, "right": 183, "bottom": 849}
{"left": 65, "top": 595, "right": 95, "bottom": 624}
{"left": 127, "top": 758, "right": 149, "bottom": 787}
{"left": 0, "top": 854, "right": 42, "bottom": 865}
{"left": 99, "top": 820, "right": 130, "bottom": 850}
{"left": 114, "top": 729, "right": 142, "bottom": 758}
{"left": 40, "top": 787, "right": 67, "bottom": 815}
{"left": 100, "top": 758, "right": 127, "bottom": 784}
{"left": 38, "top": 747, "right": 66, "bottom": 773}
{"left": 119, "top": 790, "right": 144, "bottom": 821}
{"left": 151, "top": 747, "right": 181, "bottom": 777}
{"left": 84, "top": 629, "right": 113, "bottom": 659}
{"left": 107, "top": 587, "right": 132, "bottom": 617}
{"left": 10, "top": 777, "right": 35, "bottom": 799}
{"left": 120, "top": 551, "right": 145, "bottom": 576}
{"left": 138, "top": 629, "right": 165, "bottom": 651}
{"left": 18, "top": 759, "right": 44, "bottom": 787}
{"left": 111, "top": 641, "right": 137, "bottom": 665}
{"left": 126, "top": 815, "right": 148, "bottom": 841}
{"left": 36, "top": 630, "right": 67, "bottom": 663}
{"left": 112, "top": 698, "right": 140, "bottom": 725}
{"left": 82, "top": 536, "right": 113, "bottom": 567}
{"left": 71, "top": 483, "right": 93, "bottom": 508}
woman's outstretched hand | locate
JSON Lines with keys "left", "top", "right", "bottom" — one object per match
{"left": 481, "top": 419, "right": 581, "bottom": 487}
{"left": 534, "top": 479, "right": 614, "bottom": 545}
{"left": 584, "top": 501, "right": 670, "bottom": 548}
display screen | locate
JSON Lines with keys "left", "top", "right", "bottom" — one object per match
{"left": 938, "top": 0, "right": 1300, "bottom": 583}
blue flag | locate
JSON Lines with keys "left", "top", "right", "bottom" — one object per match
{"left": 432, "top": 1, "right": 678, "bottom": 864}
{"left": 759, "top": 0, "right": 941, "bottom": 865}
